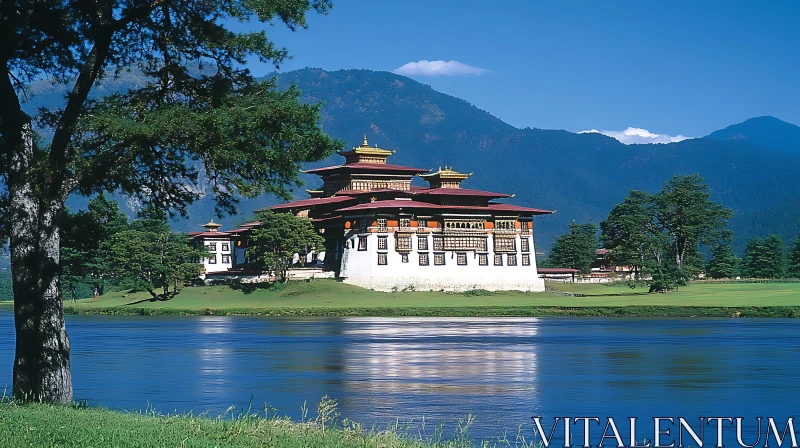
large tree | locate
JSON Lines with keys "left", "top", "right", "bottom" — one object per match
{"left": 247, "top": 210, "right": 324, "bottom": 281}
{"left": 790, "top": 236, "right": 800, "bottom": 278}
{"left": 1, "top": 0, "right": 341, "bottom": 402}
{"left": 652, "top": 174, "right": 733, "bottom": 275}
{"left": 600, "top": 190, "right": 653, "bottom": 280}
{"left": 104, "top": 209, "right": 205, "bottom": 299}
{"left": 706, "top": 241, "right": 740, "bottom": 279}
{"left": 548, "top": 222, "right": 598, "bottom": 274}
{"left": 743, "top": 235, "right": 786, "bottom": 279}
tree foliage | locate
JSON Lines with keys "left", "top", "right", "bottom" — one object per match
{"left": 103, "top": 209, "right": 206, "bottom": 299}
{"left": 1, "top": 0, "right": 340, "bottom": 402}
{"left": 743, "top": 235, "right": 786, "bottom": 279}
{"left": 790, "top": 236, "right": 800, "bottom": 278}
{"left": 600, "top": 175, "right": 732, "bottom": 291}
{"left": 247, "top": 210, "right": 324, "bottom": 281}
{"left": 706, "top": 242, "right": 740, "bottom": 279}
{"left": 549, "top": 222, "right": 598, "bottom": 274}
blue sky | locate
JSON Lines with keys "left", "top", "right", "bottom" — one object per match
{"left": 236, "top": 1, "right": 800, "bottom": 141}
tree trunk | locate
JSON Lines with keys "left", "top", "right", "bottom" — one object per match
{"left": 9, "top": 124, "right": 73, "bottom": 403}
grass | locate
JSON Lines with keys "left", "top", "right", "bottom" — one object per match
{"left": 0, "top": 399, "right": 527, "bottom": 448}
{"left": 2, "top": 279, "right": 800, "bottom": 317}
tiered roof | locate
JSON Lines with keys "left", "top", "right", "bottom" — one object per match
{"left": 267, "top": 134, "right": 553, "bottom": 217}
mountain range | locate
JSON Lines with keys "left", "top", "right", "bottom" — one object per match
{"left": 17, "top": 68, "right": 800, "bottom": 255}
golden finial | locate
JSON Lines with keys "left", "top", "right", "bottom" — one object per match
{"left": 362, "top": 134, "right": 369, "bottom": 147}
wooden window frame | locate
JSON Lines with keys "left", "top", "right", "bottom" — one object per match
{"left": 378, "top": 236, "right": 388, "bottom": 250}
{"left": 419, "top": 253, "right": 429, "bottom": 266}
{"left": 457, "top": 253, "right": 467, "bottom": 266}
{"left": 494, "top": 254, "right": 503, "bottom": 266}
{"left": 358, "top": 236, "right": 368, "bottom": 251}
{"left": 378, "top": 253, "right": 388, "bottom": 265}
{"left": 507, "top": 254, "right": 517, "bottom": 266}
{"left": 434, "top": 253, "right": 445, "bottom": 265}
{"left": 418, "top": 236, "right": 428, "bottom": 251}
{"left": 522, "top": 254, "right": 530, "bottom": 266}
{"left": 479, "top": 254, "right": 488, "bottom": 266}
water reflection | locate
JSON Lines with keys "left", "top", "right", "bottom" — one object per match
{"left": 1, "top": 313, "right": 800, "bottom": 440}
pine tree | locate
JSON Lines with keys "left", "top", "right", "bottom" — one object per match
{"left": 1, "top": 0, "right": 340, "bottom": 402}
{"left": 549, "top": 222, "right": 598, "bottom": 274}
{"left": 790, "top": 236, "right": 800, "bottom": 278}
{"left": 706, "top": 242, "right": 740, "bottom": 279}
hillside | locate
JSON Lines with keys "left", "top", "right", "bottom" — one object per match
{"left": 706, "top": 116, "right": 800, "bottom": 153}
{"left": 274, "top": 69, "right": 800, "bottom": 252}
{"left": 18, "top": 68, "right": 800, "bottom": 253}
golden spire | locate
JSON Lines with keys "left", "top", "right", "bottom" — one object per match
{"left": 362, "top": 134, "right": 369, "bottom": 147}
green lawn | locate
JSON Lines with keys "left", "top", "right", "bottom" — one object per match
{"left": 0, "top": 402, "right": 478, "bottom": 448}
{"left": 2, "top": 280, "right": 800, "bottom": 317}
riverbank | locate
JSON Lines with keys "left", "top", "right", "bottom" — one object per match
{"left": 2, "top": 279, "right": 800, "bottom": 317}
{"left": 0, "top": 402, "right": 473, "bottom": 448}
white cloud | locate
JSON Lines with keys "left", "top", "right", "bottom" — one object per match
{"left": 393, "top": 60, "right": 488, "bottom": 76}
{"left": 579, "top": 127, "right": 691, "bottom": 145}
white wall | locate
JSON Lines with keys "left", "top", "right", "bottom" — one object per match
{"left": 340, "top": 232, "right": 545, "bottom": 292}
{"left": 202, "top": 237, "right": 233, "bottom": 273}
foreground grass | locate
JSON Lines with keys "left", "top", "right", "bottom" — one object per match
{"left": 2, "top": 280, "right": 800, "bottom": 317}
{"left": 0, "top": 402, "right": 505, "bottom": 448}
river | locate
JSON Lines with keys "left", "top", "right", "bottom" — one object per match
{"left": 1, "top": 311, "right": 798, "bottom": 442}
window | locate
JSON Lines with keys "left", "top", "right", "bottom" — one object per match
{"left": 444, "top": 236, "right": 487, "bottom": 251}
{"left": 222, "top": 255, "right": 230, "bottom": 263}
{"left": 359, "top": 220, "right": 368, "bottom": 233}
{"left": 457, "top": 253, "right": 467, "bottom": 265}
{"left": 419, "top": 253, "right": 429, "bottom": 266}
{"left": 494, "top": 237, "right": 516, "bottom": 252}
{"left": 378, "top": 236, "right": 388, "bottom": 250}
{"left": 378, "top": 253, "right": 387, "bottom": 265}
{"left": 479, "top": 254, "right": 488, "bottom": 266}
{"left": 221, "top": 243, "right": 230, "bottom": 252}
{"left": 507, "top": 254, "right": 517, "bottom": 266}
{"left": 207, "top": 243, "right": 217, "bottom": 251}
{"left": 434, "top": 253, "right": 445, "bottom": 265}
{"left": 495, "top": 220, "right": 516, "bottom": 231}
{"left": 522, "top": 254, "right": 530, "bottom": 266}
{"left": 418, "top": 236, "right": 428, "bottom": 251}
{"left": 377, "top": 218, "right": 387, "bottom": 232}
{"left": 208, "top": 255, "right": 217, "bottom": 264}
{"left": 358, "top": 236, "right": 368, "bottom": 251}
{"left": 400, "top": 218, "right": 411, "bottom": 228}
{"left": 402, "top": 253, "right": 409, "bottom": 263}
{"left": 444, "top": 220, "right": 484, "bottom": 230}
{"left": 433, "top": 236, "right": 444, "bottom": 251}
{"left": 396, "top": 236, "right": 412, "bottom": 252}
{"left": 418, "top": 219, "right": 428, "bottom": 228}
{"left": 520, "top": 238, "right": 530, "bottom": 252}
{"left": 521, "top": 221, "right": 531, "bottom": 235}
{"left": 494, "top": 254, "right": 503, "bottom": 266}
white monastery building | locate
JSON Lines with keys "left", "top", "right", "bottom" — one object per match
{"left": 190, "top": 136, "right": 554, "bottom": 291}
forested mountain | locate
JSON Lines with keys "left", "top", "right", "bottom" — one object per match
{"left": 706, "top": 116, "right": 800, "bottom": 153}
{"left": 18, "top": 68, "right": 800, "bottom": 253}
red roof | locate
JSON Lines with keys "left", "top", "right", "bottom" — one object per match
{"left": 596, "top": 249, "right": 610, "bottom": 255}
{"left": 417, "top": 187, "right": 512, "bottom": 198}
{"left": 188, "top": 231, "right": 232, "bottom": 238}
{"left": 337, "top": 200, "right": 553, "bottom": 215}
{"left": 239, "top": 221, "right": 262, "bottom": 227}
{"left": 538, "top": 268, "right": 580, "bottom": 274}
{"left": 338, "top": 200, "right": 441, "bottom": 211}
{"left": 268, "top": 196, "right": 356, "bottom": 211}
{"left": 303, "top": 163, "right": 429, "bottom": 174}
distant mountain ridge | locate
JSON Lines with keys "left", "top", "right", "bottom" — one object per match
{"left": 706, "top": 116, "right": 800, "bottom": 153}
{"left": 18, "top": 67, "right": 800, "bottom": 253}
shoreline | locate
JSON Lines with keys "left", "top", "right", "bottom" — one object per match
{"left": 0, "top": 303, "right": 793, "bottom": 318}
{"left": 3, "top": 280, "right": 800, "bottom": 318}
